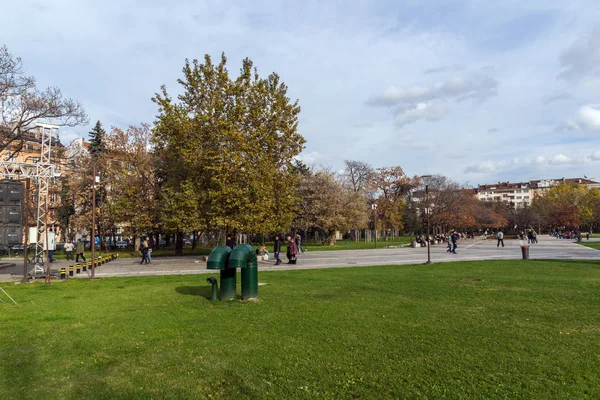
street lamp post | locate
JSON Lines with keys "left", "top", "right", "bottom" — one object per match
{"left": 372, "top": 203, "right": 378, "bottom": 249}
{"left": 91, "top": 162, "right": 97, "bottom": 279}
{"left": 425, "top": 183, "right": 431, "bottom": 264}
{"left": 421, "top": 175, "right": 432, "bottom": 265}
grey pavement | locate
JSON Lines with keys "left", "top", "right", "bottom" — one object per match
{"left": 0, "top": 235, "right": 598, "bottom": 282}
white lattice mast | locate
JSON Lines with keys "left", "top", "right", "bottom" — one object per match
{"left": 33, "top": 123, "right": 58, "bottom": 273}
{"left": 0, "top": 123, "right": 59, "bottom": 274}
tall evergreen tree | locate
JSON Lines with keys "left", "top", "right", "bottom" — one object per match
{"left": 88, "top": 120, "right": 107, "bottom": 159}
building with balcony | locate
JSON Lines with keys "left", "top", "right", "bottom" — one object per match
{"left": 476, "top": 177, "right": 600, "bottom": 208}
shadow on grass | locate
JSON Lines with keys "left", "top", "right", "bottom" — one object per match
{"left": 175, "top": 286, "right": 213, "bottom": 300}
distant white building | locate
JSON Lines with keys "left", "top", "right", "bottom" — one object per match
{"left": 475, "top": 177, "right": 600, "bottom": 208}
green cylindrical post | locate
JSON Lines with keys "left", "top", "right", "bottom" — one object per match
{"left": 220, "top": 267, "right": 236, "bottom": 301}
{"left": 207, "top": 246, "right": 234, "bottom": 301}
{"left": 241, "top": 262, "right": 258, "bottom": 300}
{"left": 206, "top": 277, "right": 218, "bottom": 301}
{"left": 229, "top": 244, "right": 258, "bottom": 301}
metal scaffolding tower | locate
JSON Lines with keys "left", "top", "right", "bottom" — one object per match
{"left": 0, "top": 123, "right": 60, "bottom": 274}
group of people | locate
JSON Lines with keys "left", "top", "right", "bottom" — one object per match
{"left": 553, "top": 230, "right": 589, "bottom": 241}
{"left": 273, "top": 234, "right": 302, "bottom": 265}
{"left": 446, "top": 232, "right": 460, "bottom": 254}
{"left": 62, "top": 239, "right": 87, "bottom": 262}
{"left": 517, "top": 229, "right": 538, "bottom": 244}
{"left": 223, "top": 233, "right": 303, "bottom": 266}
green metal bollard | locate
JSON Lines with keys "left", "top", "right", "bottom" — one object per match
{"left": 206, "top": 277, "right": 218, "bottom": 301}
{"left": 219, "top": 267, "right": 237, "bottom": 301}
{"left": 207, "top": 246, "right": 235, "bottom": 301}
{"left": 229, "top": 244, "right": 258, "bottom": 300}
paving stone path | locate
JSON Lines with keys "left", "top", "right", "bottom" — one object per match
{"left": 1, "top": 235, "right": 598, "bottom": 282}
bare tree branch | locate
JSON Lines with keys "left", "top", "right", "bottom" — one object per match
{"left": 0, "top": 45, "right": 88, "bottom": 153}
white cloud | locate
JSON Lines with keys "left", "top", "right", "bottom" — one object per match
{"left": 395, "top": 103, "right": 449, "bottom": 127}
{"left": 560, "top": 104, "right": 600, "bottom": 132}
{"left": 465, "top": 151, "right": 595, "bottom": 174}
{"left": 558, "top": 30, "right": 600, "bottom": 81}
{"left": 423, "top": 65, "right": 467, "bottom": 74}
{"left": 3, "top": 0, "right": 600, "bottom": 183}
{"left": 550, "top": 153, "right": 572, "bottom": 165}
{"left": 464, "top": 161, "right": 499, "bottom": 174}
{"left": 298, "top": 151, "right": 331, "bottom": 166}
{"left": 577, "top": 104, "right": 600, "bottom": 131}
{"left": 368, "top": 72, "right": 498, "bottom": 107}
{"left": 368, "top": 72, "right": 497, "bottom": 129}
{"left": 543, "top": 93, "right": 573, "bottom": 105}
{"left": 590, "top": 151, "right": 600, "bottom": 161}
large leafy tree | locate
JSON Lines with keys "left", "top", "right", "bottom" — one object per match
{"left": 532, "top": 183, "right": 600, "bottom": 229}
{"left": 152, "top": 54, "right": 305, "bottom": 253}
{"left": 103, "top": 124, "right": 158, "bottom": 242}
{"left": 368, "top": 166, "right": 417, "bottom": 236}
{"left": 415, "top": 175, "right": 478, "bottom": 232}
{"left": 294, "top": 169, "right": 368, "bottom": 245}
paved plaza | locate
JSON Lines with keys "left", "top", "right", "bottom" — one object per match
{"left": 0, "top": 235, "right": 598, "bottom": 282}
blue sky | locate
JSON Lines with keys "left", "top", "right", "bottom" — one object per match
{"left": 3, "top": 0, "right": 600, "bottom": 185}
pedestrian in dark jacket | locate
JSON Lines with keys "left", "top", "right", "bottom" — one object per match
{"left": 140, "top": 238, "right": 150, "bottom": 265}
{"left": 451, "top": 232, "right": 458, "bottom": 254}
{"left": 225, "top": 234, "right": 236, "bottom": 249}
{"left": 286, "top": 235, "right": 297, "bottom": 264}
{"left": 273, "top": 235, "right": 282, "bottom": 265}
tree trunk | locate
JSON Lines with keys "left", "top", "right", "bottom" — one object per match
{"left": 175, "top": 231, "right": 184, "bottom": 256}
{"left": 191, "top": 231, "right": 198, "bottom": 250}
{"left": 133, "top": 234, "right": 140, "bottom": 255}
{"left": 326, "top": 231, "right": 336, "bottom": 246}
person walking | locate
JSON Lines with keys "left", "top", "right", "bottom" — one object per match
{"left": 146, "top": 236, "right": 153, "bottom": 264}
{"left": 531, "top": 229, "right": 538, "bottom": 244}
{"left": 140, "top": 238, "right": 150, "bottom": 265}
{"left": 225, "top": 234, "right": 236, "bottom": 249}
{"left": 273, "top": 234, "right": 282, "bottom": 265}
{"left": 295, "top": 234, "right": 302, "bottom": 254}
{"left": 286, "top": 235, "right": 297, "bottom": 264}
{"left": 451, "top": 231, "right": 458, "bottom": 254}
{"left": 446, "top": 234, "right": 452, "bottom": 253}
{"left": 76, "top": 239, "right": 86, "bottom": 262}
{"left": 64, "top": 240, "right": 74, "bottom": 261}
{"left": 497, "top": 231, "right": 504, "bottom": 247}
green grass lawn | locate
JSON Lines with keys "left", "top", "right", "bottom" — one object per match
{"left": 577, "top": 241, "right": 600, "bottom": 250}
{"left": 1, "top": 260, "right": 599, "bottom": 399}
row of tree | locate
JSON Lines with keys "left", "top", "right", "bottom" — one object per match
{"left": 4, "top": 45, "right": 599, "bottom": 254}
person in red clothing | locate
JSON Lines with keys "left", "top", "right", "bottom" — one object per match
{"left": 286, "top": 235, "right": 297, "bottom": 264}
